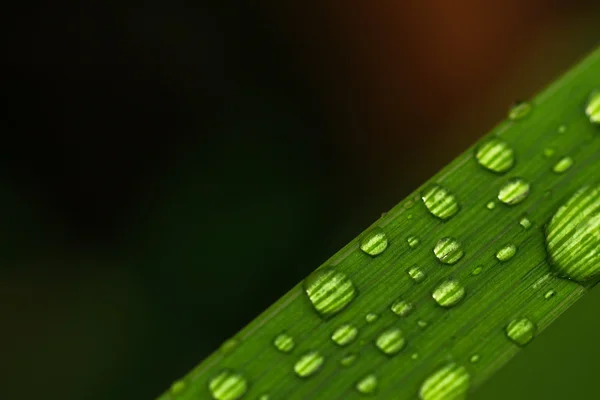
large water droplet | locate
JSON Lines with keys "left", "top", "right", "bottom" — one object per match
{"left": 506, "top": 318, "right": 536, "bottom": 346}
{"left": 586, "top": 90, "right": 600, "bottom": 124}
{"left": 432, "top": 280, "right": 466, "bottom": 308}
{"left": 360, "top": 227, "right": 388, "bottom": 256}
{"left": 508, "top": 101, "right": 532, "bottom": 120}
{"left": 294, "top": 351, "right": 325, "bottom": 378}
{"left": 273, "top": 332, "right": 295, "bottom": 353}
{"left": 552, "top": 156, "right": 574, "bottom": 174}
{"left": 475, "top": 138, "right": 515, "bottom": 173}
{"left": 546, "top": 184, "right": 600, "bottom": 281}
{"left": 408, "top": 266, "right": 427, "bottom": 283}
{"left": 434, "top": 237, "right": 464, "bottom": 265}
{"left": 375, "top": 327, "right": 406, "bottom": 356}
{"left": 340, "top": 352, "right": 358, "bottom": 367}
{"left": 498, "top": 178, "right": 530, "bottom": 205}
{"left": 422, "top": 185, "right": 460, "bottom": 220}
{"left": 496, "top": 244, "right": 517, "bottom": 262}
{"left": 208, "top": 370, "right": 248, "bottom": 400}
{"left": 407, "top": 235, "right": 421, "bottom": 248}
{"left": 419, "top": 363, "right": 470, "bottom": 400}
{"left": 331, "top": 323, "right": 359, "bottom": 346}
{"left": 391, "top": 299, "right": 414, "bottom": 317}
{"left": 303, "top": 267, "right": 357, "bottom": 318}
{"left": 355, "top": 374, "right": 378, "bottom": 395}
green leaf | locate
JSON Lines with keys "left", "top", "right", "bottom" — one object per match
{"left": 158, "top": 47, "right": 600, "bottom": 400}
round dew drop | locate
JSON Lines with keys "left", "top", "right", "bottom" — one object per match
{"left": 208, "top": 370, "right": 248, "bottom": 400}
{"left": 417, "top": 320, "right": 429, "bottom": 329}
{"left": 434, "top": 237, "right": 464, "bottom": 265}
{"left": 365, "top": 313, "right": 379, "bottom": 323}
{"left": 360, "top": 227, "right": 388, "bottom": 256}
{"left": 419, "top": 363, "right": 470, "bottom": 400}
{"left": 546, "top": 184, "right": 600, "bottom": 281}
{"left": 355, "top": 374, "right": 378, "bottom": 395}
{"left": 486, "top": 201, "right": 496, "bottom": 210}
{"left": 391, "top": 299, "right": 414, "bottom": 317}
{"left": 408, "top": 266, "right": 427, "bottom": 283}
{"left": 303, "top": 267, "right": 357, "bottom": 318}
{"left": 331, "top": 324, "right": 359, "bottom": 346}
{"left": 258, "top": 395, "right": 270, "bottom": 400}
{"left": 496, "top": 244, "right": 517, "bottom": 262}
{"left": 273, "top": 332, "right": 295, "bottom": 353}
{"left": 498, "top": 178, "right": 530, "bottom": 205}
{"left": 407, "top": 235, "right": 421, "bottom": 248}
{"left": 519, "top": 217, "right": 532, "bottom": 229}
{"left": 421, "top": 184, "right": 460, "bottom": 220}
{"left": 508, "top": 101, "right": 532, "bottom": 120}
{"left": 469, "top": 354, "right": 480, "bottom": 363}
{"left": 432, "top": 280, "right": 466, "bottom": 308}
{"left": 552, "top": 156, "right": 574, "bottom": 174}
{"left": 375, "top": 327, "right": 406, "bottom": 356}
{"left": 506, "top": 318, "right": 536, "bottom": 346}
{"left": 586, "top": 90, "right": 600, "bottom": 124}
{"left": 475, "top": 138, "right": 515, "bottom": 173}
{"left": 294, "top": 351, "right": 325, "bottom": 378}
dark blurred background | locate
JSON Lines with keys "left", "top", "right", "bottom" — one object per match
{"left": 2, "top": 2, "right": 599, "bottom": 399}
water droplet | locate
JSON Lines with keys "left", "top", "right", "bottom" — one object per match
{"left": 432, "top": 280, "right": 466, "bottom": 308}
{"left": 422, "top": 185, "right": 460, "bottom": 220}
{"left": 209, "top": 370, "right": 248, "bottom": 400}
{"left": 496, "top": 244, "right": 517, "bottom": 262}
{"left": 532, "top": 273, "right": 551, "bottom": 291}
{"left": 417, "top": 320, "right": 429, "bottom": 329}
{"left": 519, "top": 217, "right": 532, "bottom": 229}
{"left": 469, "top": 354, "right": 480, "bottom": 363}
{"left": 419, "top": 363, "right": 470, "bottom": 400}
{"left": 475, "top": 138, "right": 515, "bottom": 173}
{"left": 391, "top": 299, "right": 414, "bottom": 317}
{"left": 486, "top": 201, "right": 496, "bottom": 210}
{"left": 303, "top": 267, "right": 357, "bottom": 318}
{"left": 365, "top": 313, "right": 379, "bottom": 323}
{"left": 412, "top": 353, "right": 419, "bottom": 360}
{"left": 375, "top": 327, "right": 406, "bottom": 356}
{"left": 258, "top": 395, "right": 270, "bottom": 400}
{"left": 508, "top": 101, "right": 532, "bottom": 120}
{"left": 408, "top": 266, "right": 427, "bottom": 283}
{"left": 340, "top": 352, "right": 358, "bottom": 367}
{"left": 586, "top": 90, "right": 600, "bottom": 124}
{"left": 273, "top": 332, "right": 295, "bottom": 353}
{"left": 360, "top": 227, "right": 388, "bottom": 256}
{"left": 558, "top": 124, "right": 567, "bottom": 133}
{"left": 546, "top": 184, "right": 600, "bottom": 281}
{"left": 544, "top": 289, "right": 556, "bottom": 300}
{"left": 220, "top": 338, "right": 239, "bottom": 353}
{"left": 294, "top": 351, "right": 325, "bottom": 378}
{"left": 552, "top": 156, "right": 574, "bottom": 174}
{"left": 331, "top": 324, "right": 359, "bottom": 346}
{"left": 356, "top": 374, "right": 378, "bottom": 395}
{"left": 407, "top": 214, "right": 414, "bottom": 220}
{"left": 170, "top": 380, "right": 186, "bottom": 395}
{"left": 506, "top": 318, "right": 536, "bottom": 346}
{"left": 434, "top": 237, "right": 464, "bottom": 265}
{"left": 408, "top": 235, "right": 421, "bottom": 248}
{"left": 498, "top": 178, "right": 530, "bottom": 205}
{"left": 471, "top": 266, "right": 483, "bottom": 276}
{"left": 543, "top": 148, "right": 555, "bottom": 158}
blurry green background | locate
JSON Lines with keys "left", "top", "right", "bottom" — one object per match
{"left": 2, "top": 1, "right": 600, "bottom": 399}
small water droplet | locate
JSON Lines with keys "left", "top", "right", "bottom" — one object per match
{"left": 434, "top": 237, "right": 464, "bottom": 265}
{"left": 170, "top": 380, "right": 186, "bottom": 395}
{"left": 544, "top": 289, "right": 556, "bottom": 300}
{"left": 365, "top": 313, "right": 379, "bottom": 323}
{"left": 209, "top": 370, "right": 248, "bottom": 400}
{"left": 471, "top": 266, "right": 483, "bottom": 276}
{"left": 546, "top": 184, "right": 600, "bottom": 281}
{"left": 519, "top": 216, "right": 532, "bottom": 229}
{"left": 506, "top": 318, "right": 536, "bottom": 346}
{"left": 475, "top": 138, "right": 515, "bottom": 173}
{"left": 412, "top": 353, "right": 419, "bottom": 360}
{"left": 331, "top": 324, "right": 359, "bottom": 346}
{"left": 469, "top": 354, "right": 480, "bottom": 363}
{"left": 432, "top": 280, "right": 466, "bottom": 308}
{"left": 498, "top": 178, "right": 530, "bottom": 205}
{"left": 303, "top": 267, "right": 357, "bottom": 318}
{"left": 391, "top": 299, "right": 414, "bottom": 317}
{"left": 355, "top": 374, "right": 378, "bottom": 395}
{"left": 407, "top": 235, "right": 421, "bottom": 248}
{"left": 552, "top": 156, "right": 574, "bottom": 174}
{"left": 508, "top": 101, "right": 532, "bottom": 120}
{"left": 558, "top": 124, "right": 567, "bottom": 133}
{"left": 273, "top": 332, "right": 295, "bottom": 353}
{"left": 220, "top": 338, "right": 239, "bottom": 353}
{"left": 340, "top": 352, "right": 358, "bottom": 367}
{"left": 258, "top": 395, "right": 270, "bottom": 400}
{"left": 586, "top": 90, "right": 600, "bottom": 124}
{"left": 421, "top": 185, "right": 460, "bottom": 220}
{"left": 408, "top": 266, "right": 427, "bottom": 283}
{"left": 496, "top": 244, "right": 517, "bottom": 262}
{"left": 532, "top": 273, "right": 551, "bottom": 291}
{"left": 407, "top": 214, "right": 414, "bottom": 220}
{"left": 375, "top": 327, "right": 406, "bottom": 356}
{"left": 486, "top": 201, "right": 496, "bottom": 210}
{"left": 294, "top": 351, "right": 325, "bottom": 378}
{"left": 419, "top": 363, "right": 470, "bottom": 400}
{"left": 360, "top": 227, "right": 389, "bottom": 256}
{"left": 417, "top": 320, "right": 429, "bottom": 329}
{"left": 543, "top": 148, "right": 555, "bottom": 158}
